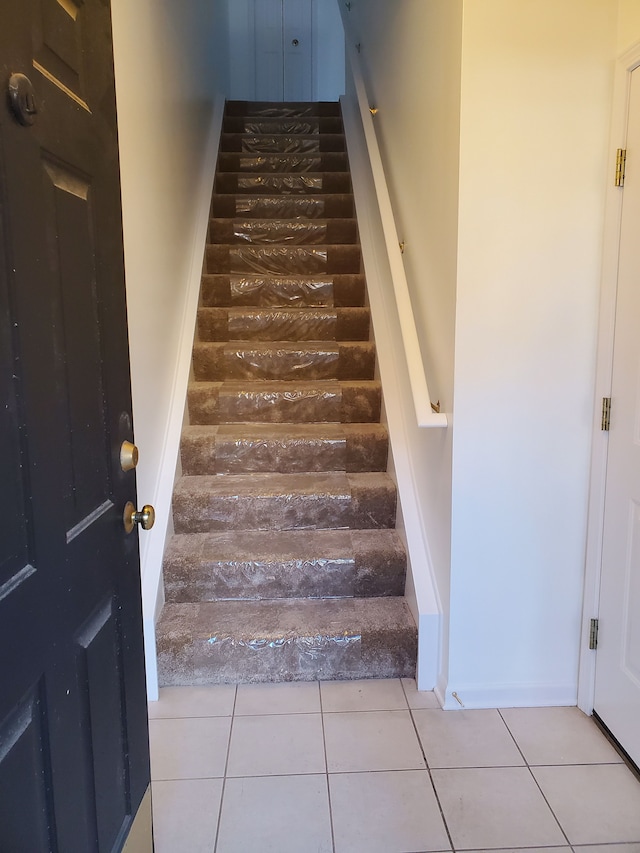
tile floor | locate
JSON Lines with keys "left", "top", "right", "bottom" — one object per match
{"left": 147, "top": 678, "right": 640, "bottom": 853}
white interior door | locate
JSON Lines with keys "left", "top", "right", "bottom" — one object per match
{"left": 594, "top": 64, "right": 640, "bottom": 767}
{"left": 253, "top": 0, "right": 312, "bottom": 101}
{"left": 284, "top": 0, "right": 312, "bottom": 100}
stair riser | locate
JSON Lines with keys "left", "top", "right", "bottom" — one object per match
{"left": 200, "top": 274, "right": 365, "bottom": 308}
{"left": 225, "top": 101, "right": 342, "bottom": 118}
{"left": 206, "top": 245, "right": 361, "bottom": 276}
{"left": 187, "top": 382, "right": 381, "bottom": 425}
{"left": 209, "top": 219, "right": 357, "bottom": 245}
{"left": 158, "top": 627, "right": 416, "bottom": 685}
{"left": 218, "top": 153, "right": 348, "bottom": 174}
{"left": 197, "top": 307, "right": 370, "bottom": 342}
{"left": 215, "top": 173, "right": 351, "bottom": 195}
{"left": 164, "top": 531, "right": 405, "bottom": 602}
{"left": 172, "top": 483, "right": 396, "bottom": 534}
{"left": 211, "top": 194, "right": 355, "bottom": 219}
{"left": 180, "top": 427, "right": 388, "bottom": 475}
{"left": 220, "top": 133, "right": 346, "bottom": 153}
{"left": 223, "top": 117, "right": 343, "bottom": 135}
{"left": 192, "top": 342, "right": 374, "bottom": 382}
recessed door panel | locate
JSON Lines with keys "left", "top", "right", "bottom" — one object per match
{"left": 255, "top": 0, "right": 283, "bottom": 100}
{"left": 33, "top": 0, "right": 86, "bottom": 105}
{"left": 284, "top": 0, "right": 312, "bottom": 101}
{"left": 0, "top": 686, "right": 54, "bottom": 852}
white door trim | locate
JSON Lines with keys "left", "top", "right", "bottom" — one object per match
{"left": 578, "top": 40, "right": 640, "bottom": 714}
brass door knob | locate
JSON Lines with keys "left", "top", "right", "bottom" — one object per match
{"left": 120, "top": 440, "right": 139, "bottom": 471}
{"left": 123, "top": 501, "right": 155, "bottom": 534}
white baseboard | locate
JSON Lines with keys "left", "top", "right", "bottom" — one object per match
{"left": 440, "top": 681, "right": 578, "bottom": 710}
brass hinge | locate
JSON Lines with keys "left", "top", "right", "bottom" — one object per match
{"left": 589, "top": 618, "right": 599, "bottom": 650}
{"left": 615, "top": 148, "right": 627, "bottom": 187}
{"left": 601, "top": 397, "right": 611, "bottom": 431}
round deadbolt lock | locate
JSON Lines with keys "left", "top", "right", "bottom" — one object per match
{"left": 120, "top": 440, "right": 139, "bottom": 472}
{"left": 8, "top": 73, "right": 38, "bottom": 126}
{"left": 292, "top": 38, "right": 299, "bottom": 46}
{"left": 123, "top": 502, "right": 155, "bottom": 535}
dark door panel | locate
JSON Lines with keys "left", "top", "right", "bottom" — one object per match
{"left": 0, "top": 1, "right": 150, "bottom": 850}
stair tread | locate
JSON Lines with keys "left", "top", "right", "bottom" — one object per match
{"left": 181, "top": 422, "right": 386, "bottom": 439}
{"left": 175, "top": 470, "right": 394, "bottom": 498}
{"left": 165, "top": 527, "right": 401, "bottom": 562}
{"left": 158, "top": 596, "right": 415, "bottom": 636}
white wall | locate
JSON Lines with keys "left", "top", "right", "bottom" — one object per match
{"left": 618, "top": 0, "right": 640, "bottom": 51}
{"left": 447, "top": 0, "right": 617, "bottom": 708}
{"left": 340, "top": 0, "right": 463, "bottom": 684}
{"left": 111, "top": 0, "right": 227, "bottom": 696}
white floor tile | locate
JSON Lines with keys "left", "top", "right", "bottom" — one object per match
{"left": 432, "top": 766, "right": 567, "bottom": 849}
{"left": 500, "top": 707, "right": 623, "bottom": 765}
{"left": 533, "top": 764, "right": 640, "bottom": 845}
{"left": 413, "top": 708, "right": 525, "bottom": 768}
{"left": 324, "top": 710, "right": 425, "bottom": 773}
{"left": 320, "top": 678, "right": 407, "bottom": 712}
{"left": 401, "top": 678, "right": 441, "bottom": 709}
{"left": 226, "top": 713, "right": 325, "bottom": 777}
{"left": 148, "top": 685, "right": 236, "bottom": 720}
{"left": 235, "top": 681, "right": 320, "bottom": 715}
{"left": 149, "top": 717, "right": 231, "bottom": 781}
{"left": 329, "top": 770, "right": 450, "bottom": 853}
{"left": 216, "top": 774, "right": 332, "bottom": 853}
{"left": 573, "top": 846, "right": 640, "bottom": 852}
{"left": 151, "top": 779, "right": 222, "bottom": 853}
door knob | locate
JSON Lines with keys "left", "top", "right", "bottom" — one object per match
{"left": 292, "top": 38, "right": 299, "bottom": 46}
{"left": 123, "top": 502, "right": 155, "bottom": 534}
{"left": 8, "top": 73, "right": 38, "bottom": 126}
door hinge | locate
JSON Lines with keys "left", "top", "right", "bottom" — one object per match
{"left": 601, "top": 397, "right": 611, "bottom": 431}
{"left": 615, "top": 148, "right": 627, "bottom": 187}
{"left": 589, "top": 618, "right": 599, "bottom": 650}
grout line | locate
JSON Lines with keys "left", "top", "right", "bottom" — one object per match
{"left": 319, "top": 681, "right": 338, "bottom": 853}
{"left": 406, "top": 702, "right": 456, "bottom": 853}
{"left": 497, "top": 708, "right": 572, "bottom": 849}
{"left": 212, "top": 684, "right": 238, "bottom": 853}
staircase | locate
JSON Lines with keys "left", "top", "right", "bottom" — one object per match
{"left": 156, "top": 101, "right": 417, "bottom": 685}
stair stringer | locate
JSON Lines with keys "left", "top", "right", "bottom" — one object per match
{"left": 140, "top": 94, "right": 226, "bottom": 701}
{"left": 341, "top": 94, "right": 446, "bottom": 691}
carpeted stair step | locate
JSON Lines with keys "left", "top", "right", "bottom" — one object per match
{"left": 209, "top": 218, "right": 357, "bottom": 245}
{"left": 217, "top": 152, "right": 348, "bottom": 174}
{"left": 225, "top": 100, "right": 342, "bottom": 118}
{"left": 180, "top": 423, "right": 388, "bottom": 475}
{"left": 206, "top": 245, "right": 361, "bottom": 275}
{"left": 192, "top": 341, "right": 375, "bottom": 382}
{"left": 200, "top": 274, "right": 365, "bottom": 308}
{"left": 223, "top": 116, "right": 343, "bottom": 135}
{"left": 211, "top": 194, "right": 355, "bottom": 219}
{"left": 156, "top": 597, "right": 417, "bottom": 685}
{"left": 163, "top": 528, "right": 406, "bottom": 602}
{"left": 187, "top": 379, "right": 381, "bottom": 424}
{"left": 220, "top": 132, "right": 346, "bottom": 153}
{"left": 214, "top": 172, "right": 351, "bottom": 195}
{"left": 197, "top": 306, "right": 370, "bottom": 342}
{"left": 172, "top": 471, "right": 397, "bottom": 534}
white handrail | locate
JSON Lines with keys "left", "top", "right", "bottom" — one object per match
{"left": 338, "top": 3, "right": 448, "bottom": 428}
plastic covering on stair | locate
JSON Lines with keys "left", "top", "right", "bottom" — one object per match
{"left": 225, "top": 345, "right": 340, "bottom": 380}
{"left": 244, "top": 119, "right": 321, "bottom": 134}
{"left": 236, "top": 196, "right": 326, "bottom": 219}
{"left": 238, "top": 176, "right": 322, "bottom": 194}
{"left": 233, "top": 220, "right": 327, "bottom": 245}
{"left": 229, "top": 276, "right": 333, "bottom": 307}
{"left": 204, "top": 632, "right": 361, "bottom": 655}
{"left": 238, "top": 156, "right": 323, "bottom": 173}
{"left": 249, "top": 106, "right": 316, "bottom": 117}
{"left": 215, "top": 433, "right": 347, "bottom": 475}
{"left": 230, "top": 247, "right": 328, "bottom": 275}
{"left": 228, "top": 309, "right": 338, "bottom": 341}
{"left": 241, "top": 136, "right": 321, "bottom": 154}
{"left": 225, "top": 384, "right": 342, "bottom": 422}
